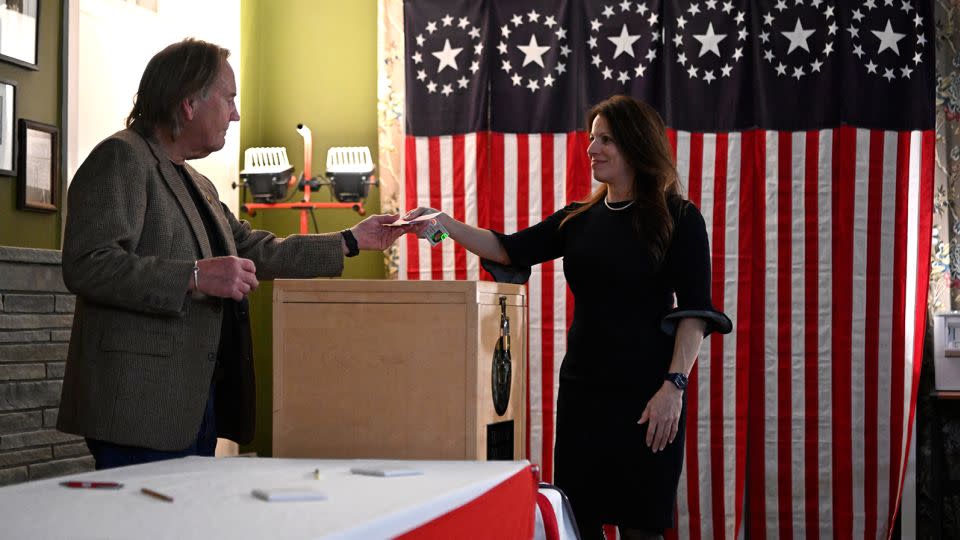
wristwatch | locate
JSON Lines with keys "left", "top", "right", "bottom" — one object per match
{"left": 665, "top": 372, "right": 688, "bottom": 391}
{"left": 340, "top": 229, "right": 359, "bottom": 257}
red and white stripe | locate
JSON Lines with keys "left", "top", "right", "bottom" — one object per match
{"left": 670, "top": 131, "right": 746, "bottom": 540}
{"left": 401, "top": 134, "right": 481, "bottom": 282}
{"left": 398, "top": 127, "right": 932, "bottom": 539}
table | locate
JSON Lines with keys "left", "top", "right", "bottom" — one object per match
{"left": 0, "top": 457, "right": 535, "bottom": 539}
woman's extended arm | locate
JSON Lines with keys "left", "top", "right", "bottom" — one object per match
{"left": 405, "top": 208, "right": 511, "bottom": 265}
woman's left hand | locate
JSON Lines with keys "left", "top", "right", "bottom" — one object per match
{"left": 638, "top": 382, "right": 684, "bottom": 453}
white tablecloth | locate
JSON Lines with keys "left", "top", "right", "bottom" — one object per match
{"left": 0, "top": 456, "right": 530, "bottom": 539}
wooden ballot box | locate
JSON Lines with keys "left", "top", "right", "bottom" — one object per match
{"left": 272, "top": 279, "right": 526, "bottom": 460}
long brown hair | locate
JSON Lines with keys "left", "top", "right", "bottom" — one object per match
{"left": 561, "top": 95, "right": 682, "bottom": 264}
{"left": 126, "top": 38, "right": 230, "bottom": 137}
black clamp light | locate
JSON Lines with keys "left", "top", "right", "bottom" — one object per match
{"left": 323, "top": 146, "right": 377, "bottom": 203}
{"left": 237, "top": 147, "right": 294, "bottom": 203}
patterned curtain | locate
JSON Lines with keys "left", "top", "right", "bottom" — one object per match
{"left": 923, "top": 2, "right": 960, "bottom": 537}
{"left": 378, "top": 0, "right": 406, "bottom": 279}
{"left": 934, "top": 1, "right": 960, "bottom": 312}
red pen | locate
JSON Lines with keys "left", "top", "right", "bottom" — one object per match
{"left": 59, "top": 481, "right": 123, "bottom": 489}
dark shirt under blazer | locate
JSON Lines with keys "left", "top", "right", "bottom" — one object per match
{"left": 58, "top": 128, "right": 344, "bottom": 451}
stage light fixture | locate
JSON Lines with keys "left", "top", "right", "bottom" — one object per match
{"left": 238, "top": 147, "right": 293, "bottom": 203}
{"left": 324, "top": 146, "right": 376, "bottom": 203}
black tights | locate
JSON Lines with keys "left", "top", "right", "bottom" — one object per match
{"left": 570, "top": 506, "right": 604, "bottom": 540}
{"left": 620, "top": 527, "right": 665, "bottom": 540}
{"left": 567, "top": 497, "right": 663, "bottom": 540}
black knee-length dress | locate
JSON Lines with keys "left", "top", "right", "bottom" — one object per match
{"left": 489, "top": 196, "right": 731, "bottom": 532}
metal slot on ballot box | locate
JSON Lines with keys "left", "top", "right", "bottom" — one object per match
{"left": 487, "top": 420, "right": 514, "bottom": 460}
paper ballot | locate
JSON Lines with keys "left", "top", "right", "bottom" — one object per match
{"left": 384, "top": 212, "right": 442, "bottom": 227}
{"left": 386, "top": 212, "right": 448, "bottom": 246}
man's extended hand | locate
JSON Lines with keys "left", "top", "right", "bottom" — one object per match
{"left": 195, "top": 256, "right": 259, "bottom": 301}
{"left": 349, "top": 214, "right": 412, "bottom": 252}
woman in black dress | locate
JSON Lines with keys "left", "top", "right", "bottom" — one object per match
{"left": 405, "top": 95, "right": 731, "bottom": 539}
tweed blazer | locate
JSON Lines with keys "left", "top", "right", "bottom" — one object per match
{"left": 58, "top": 129, "right": 344, "bottom": 451}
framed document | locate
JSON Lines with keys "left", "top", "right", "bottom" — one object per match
{"left": 16, "top": 119, "right": 58, "bottom": 212}
{"left": 0, "top": 79, "right": 15, "bottom": 175}
{"left": 0, "top": 0, "right": 39, "bottom": 69}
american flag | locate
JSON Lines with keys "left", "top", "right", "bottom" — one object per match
{"left": 380, "top": 0, "right": 934, "bottom": 537}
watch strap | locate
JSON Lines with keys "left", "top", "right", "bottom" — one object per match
{"left": 665, "top": 372, "right": 688, "bottom": 390}
{"left": 340, "top": 229, "right": 360, "bottom": 257}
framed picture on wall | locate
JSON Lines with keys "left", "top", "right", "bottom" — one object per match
{"left": 16, "top": 119, "right": 58, "bottom": 212}
{"left": 0, "top": 79, "right": 15, "bottom": 175}
{"left": 0, "top": 0, "right": 39, "bottom": 70}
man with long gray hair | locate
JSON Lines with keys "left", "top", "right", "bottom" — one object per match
{"left": 57, "top": 38, "right": 409, "bottom": 469}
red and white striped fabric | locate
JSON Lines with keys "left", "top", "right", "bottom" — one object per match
{"left": 398, "top": 127, "right": 933, "bottom": 539}
{"left": 667, "top": 128, "right": 933, "bottom": 540}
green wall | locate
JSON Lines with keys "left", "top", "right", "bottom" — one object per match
{"left": 240, "top": 0, "right": 383, "bottom": 456}
{"left": 0, "top": 2, "right": 63, "bottom": 249}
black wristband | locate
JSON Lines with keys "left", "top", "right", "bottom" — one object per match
{"left": 340, "top": 229, "right": 360, "bottom": 257}
{"left": 665, "top": 372, "right": 688, "bottom": 391}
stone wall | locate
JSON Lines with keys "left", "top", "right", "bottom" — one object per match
{"left": 0, "top": 247, "right": 92, "bottom": 485}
